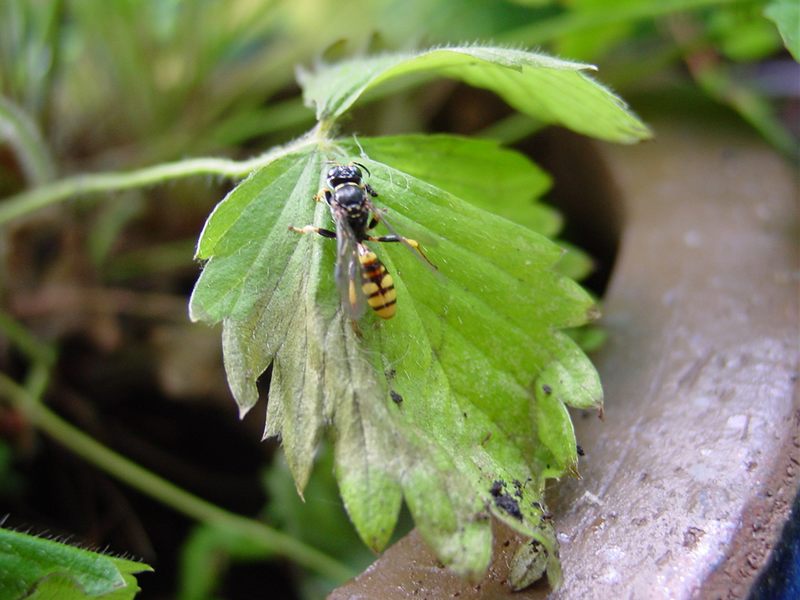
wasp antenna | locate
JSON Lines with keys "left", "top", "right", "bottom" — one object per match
{"left": 353, "top": 161, "right": 371, "bottom": 177}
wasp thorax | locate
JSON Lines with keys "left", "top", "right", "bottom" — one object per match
{"left": 333, "top": 184, "right": 365, "bottom": 208}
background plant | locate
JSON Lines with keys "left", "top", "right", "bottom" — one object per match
{"left": 0, "top": 1, "right": 796, "bottom": 598}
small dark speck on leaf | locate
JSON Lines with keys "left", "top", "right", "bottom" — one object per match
{"left": 495, "top": 494, "right": 523, "bottom": 520}
{"left": 577, "top": 444, "right": 585, "bottom": 457}
{"left": 463, "top": 411, "right": 468, "bottom": 419}
{"left": 490, "top": 480, "right": 504, "bottom": 497}
{"left": 542, "top": 384, "right": 552, "bottom": 395}
{"left": 385, "top": 368, "right": 396, "bottom": 380}
{"left": 512, "top": 479, "right": 524, "bottom": 498}
{"left": 390, "top": 390, "right": 403, "bottom": 404}
{"left": 490, "top": 480, "right": 523, "bottom": 520}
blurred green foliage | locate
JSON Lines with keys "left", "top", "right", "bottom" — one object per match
{"left": 0, "top": 0, "right": 795, "bottom": 181}
{"left": 1, "top": 0, "right": 797, "bottom": 598}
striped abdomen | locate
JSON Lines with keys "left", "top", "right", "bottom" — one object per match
{"left": 358, "top": 245, "right": 397, "bottom": 319}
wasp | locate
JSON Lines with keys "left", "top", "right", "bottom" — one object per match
{"left": 289, "top": 162, "right": 433, "bottom": 320}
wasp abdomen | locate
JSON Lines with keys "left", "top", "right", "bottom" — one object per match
{"left": 359, "top": 248, "right": 397, "bottom": 319}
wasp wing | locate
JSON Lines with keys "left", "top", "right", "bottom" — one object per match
{"left": 367, "top": 199, "right": 438, "bottom": 273}
{"left": 332, "top": 204, "right": 368, "bottom": 320}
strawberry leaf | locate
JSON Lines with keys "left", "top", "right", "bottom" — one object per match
{"left": 299, "top": 45, "right": 651, "bottom": 143}
{"left": 0, "top": 527, "right": 151, "bottom": 600}
{"left": 191, "top": 43, "right": 646, "bottom": 587}
{"left": 190, "top": 135, "right": 601, "bottom": 585}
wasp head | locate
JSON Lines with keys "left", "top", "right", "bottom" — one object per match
{"left": 326, "top": 164, "right": 362, "bottom": 187}
{"left": 327, "top": 162, "right": 372, "bottom": 187}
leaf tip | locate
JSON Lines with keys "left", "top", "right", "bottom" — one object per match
{"left": 509, "top": 538, "right": 550, "bottom": 590}
{"left": 238, "top": 402, "right": 253, "bottom": 420}
{"left": 586, "top": 304, "right": 602, "bottom": 321}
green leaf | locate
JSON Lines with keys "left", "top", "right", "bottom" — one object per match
{"left": 352, "top": 134, "right": 561, "bottom": 237}
{"left": 765, "top": 0, "right": 800, "bottom": 61}
{"left": 299, "top": 45, "right": 651, "bottom": 143}
{"left": 554, "top": 241, "right": 594, "bottom": 281}
{"left": 707, "top": 6, "right": 782, "bottom": 62}
{"left": 0, "top": 527, "right": 151, "bottom": 600}
{"left": 353, "top": 135, "right": 594, "bottom": 282}
{"left": 190, "top": 135, "right": 602, "bottom": 584}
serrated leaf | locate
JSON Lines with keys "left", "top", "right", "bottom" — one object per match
{"left": 353, "top": 134, "right": 561, "bottom": 237}
{"left": 356, "top": 135, "right": 595, "bottom": 282}
{"left": 299, "top": 45, "right": 651, "bottom": 143}
{"left": 190, "top": 136, "right": 602, "bottom": 583}
{"left": 0, "top": 527, "right": 151, "bottom": 600}
{"left": 765, "top": 0, "right": 800, "bottom": 61}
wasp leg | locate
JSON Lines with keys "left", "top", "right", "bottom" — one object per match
{"left": 367, "top": 234, "right": 435, "bottom": 266}
{"left": 367, "top": 204, "right": 385, "bottom": 229}
{"left": 314, "top": 188, "right": 332, "bottom": 203}
{"left": 288, "top": 225, "right": 336, "bottom": 238}
{"left": 368, "top": 233, "right": 418, "bottom": 246}
{"left": 365, "top": 183, "right": 378, "bottom": 197}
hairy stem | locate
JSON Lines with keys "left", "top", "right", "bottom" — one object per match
{"left": 0, "top": 133, "right": 317, "bottom": 227}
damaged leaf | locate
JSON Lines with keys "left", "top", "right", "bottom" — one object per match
{"left": 190, "top": 135, "right": 602, "bottom": 584}
{"left": 191, "top": 44, "right": 648, "bottom": 587}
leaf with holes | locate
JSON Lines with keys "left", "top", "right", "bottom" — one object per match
{"left": 190, "top": 133, "right": 602, "bottom": 586}
{"left": 190, "top": 43, "right": 651, "bottom": 587}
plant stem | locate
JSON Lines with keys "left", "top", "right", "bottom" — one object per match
{"left": 0, "top": 373, "right": 354, "bottom": 583}
{"left": 0, "top": 133, "right": 316, "bottom": 227}
{"left": 0, "top": 310, "right": 56, "bottom": 366}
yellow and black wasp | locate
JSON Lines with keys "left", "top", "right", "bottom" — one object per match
{"left": 289, "top": 162, "right": 433, "bottom": 320}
